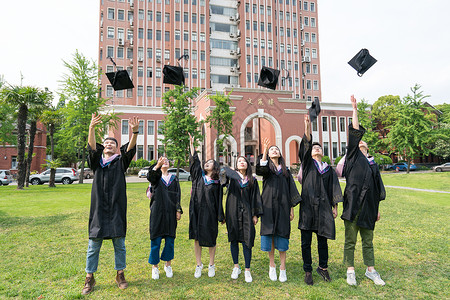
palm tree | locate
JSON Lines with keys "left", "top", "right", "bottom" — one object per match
{"left": 0, "top": 85, "right": 47, "bottom": 189}
{"left": 25, "top": 89, "right": 52, "bottom": 187}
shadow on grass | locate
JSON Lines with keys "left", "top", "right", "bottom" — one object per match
{"left": 0, "top": 210, "right": 70, "bottom": 228}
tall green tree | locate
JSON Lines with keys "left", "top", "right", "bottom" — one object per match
{"left": 0, "top": 85, "right": 47, "bottom": 189}
{"left": 40, "top": 106, "right": 63, "bottom": 187}
{"left": 159, "top": 85, "right": 201, "bottom": 175}
{"left": 356, "top": 99, "right": 380, "bottom": 153}
{"left": 435, "top": 103, "right": 450, "bottom": 123}
{"left": 372, "top": 95, "right": 401, "bottom": 146}
{"left": 25, "top": 89, "right": 52, "bottom": 187}
{"left": 0, "top": 76, "right": 16, "bottom": 146}
{"left": 205, "top": 91, "right": 235, "bottom": 162}
{"left": 387, "top": 84, "right": 437, "bottom": 173}
{"left": 58, "top": 50, "right": 117, "bottom": 183}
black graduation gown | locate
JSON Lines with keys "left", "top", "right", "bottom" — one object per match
{"left": 87, "top": 142, "right": 136, "bottom": 239}
{"left": 341, "top": 125, "right": 386, "bottom": 230}
{"left": 188, "top": 151, "right": 225, "bottom": 247}
{"left": 256, "top": 156, "right": 301, "bottom": 239}
{"left": 223, "top": 167, "right": 263, "bottom": 248}
{"left": 298, "top": 135, "right": 343, "bottom": 240}
{"left": 147, "top": 167, "right": 182, "bottom": 240}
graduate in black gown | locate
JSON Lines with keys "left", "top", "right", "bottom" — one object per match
{"left": 82, "top": 113, "right": 138, "bottom": 295}
{"left": 188, "top": 134, "right": 225, "bottom": 278}
{"left": 336, "top": 95, "right": 386, "bottom": 286}
{"left": 298, "top": 114, "right": 343, "bottom": 285}
{"left": 223, "top": 156, "right": 263, "bottom": 283}
{"left": 256, "top": 138, "right": 301, "bottom": 283}
{"left": 146, "top": 156, "right": 182, "bottom": 280}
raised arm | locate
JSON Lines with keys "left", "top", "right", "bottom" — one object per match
{"left": 127, "top": 116, "right": 139, "bottom": 152}
{"left": 256, "top": 138, "right": 271, "bottom": 176}
{"left": 351, "top": 95, "right": 359, "bottom": 130}
{"left": 88, "top": 113, "right": 102, "bottom": 150}
{"left": 304, "top": 114, "right": 311, "bottom": 142}
{"left": 261, "top": 137, "right": 270, "bottom": 162}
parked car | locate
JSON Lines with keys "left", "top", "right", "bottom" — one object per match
{"left": 29, "top": 168, "right": 79, "bottom": 185}
{"left": 78, "top": 168, "right": 94, "bottom": 179}
{"left": 389, "top": 162, "right": 417, "bottom": 171}
{"left": 168, "top": 168, "right": 191, "bottom": 181}
{"left": 433, "top": 162, "right": 450, "bottom": 172}
{"left": 138, "top": 167, "right": 150, "bottom": 178}
{"left": 0, "top": 170, "right": 13, "bottom": 186}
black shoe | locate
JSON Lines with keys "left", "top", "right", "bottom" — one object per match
{"left": 304, "top": 272, "right": 313, "bottom": 286}
{"left": 316, "top": 267, "right": 331, "bottom": 282}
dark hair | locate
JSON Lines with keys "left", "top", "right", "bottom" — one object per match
{"left": 204, "top": 159, "right": 220, "bottom": 180}
{"left": 267, "top": 145, "right": 289, "bottom": 177}
{"left": 235, "top": 156, "right": 253, "bottom": 187}
{"left": 103, "top": 137, "right": 118, "bottom": 146}
{"left": 312, "top": 142, "right": 322, "bottom": 149}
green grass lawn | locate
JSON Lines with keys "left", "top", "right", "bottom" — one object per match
{"left": 0, "top": 173, "right": 449, "bottom": 299}
{"left": 381, "top": 171, "right": 450, "bottom": 191}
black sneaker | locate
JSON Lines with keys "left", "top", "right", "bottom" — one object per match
{"left": 316, "top": 267, "right": 331, "bottom": 282}
{"left": 304, "top": 272, "right": 313, "bottom": 286}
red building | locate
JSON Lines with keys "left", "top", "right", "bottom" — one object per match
{"left": 99, "top": 0, "right": 337, "bottom": 166}
{"left": 0, "top": 122, "right": 47, "bottom": 174}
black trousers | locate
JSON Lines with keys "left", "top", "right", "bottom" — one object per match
{"left": 301, "top": 229, "right": 328, "bottom": 272}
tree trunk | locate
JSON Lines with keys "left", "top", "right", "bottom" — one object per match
{"left": 406, "top": 158, "right": 411, "bottom": 174}
{"left": 79, "top": 146, "right": 87, "bottom": 184}
{"left": 16, "top": 104, "right": 28, "bottom": 190}
{"left": 49, "top": 124, "right": 56, "bottom": 188}
{"left": 25, "top": 120, "right": 37, "bottom": 187}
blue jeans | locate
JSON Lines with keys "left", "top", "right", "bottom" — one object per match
{"left": 148, "top": 236, "right": 175, "bottom": 265}
{"left": 85, "top": 237, "right": 126, "bottom": 273}
{"left": 261, "top": 235, "right": 289, "bottom": 252}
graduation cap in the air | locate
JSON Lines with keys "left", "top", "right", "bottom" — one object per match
{"left": 105, "top": 70, "right": 134, "bottom": 91}
{"left": 257, "top": 66, "right": 280, "bottom": 90}
{"left": 308, "top": 98, "right": 321, "bottom": 123}
{"left": 163, "top": 65, "right": 185, "bottom": 86}
{"left": 348, "top": 48, "right": 377, "bottom": 77}
{"left": 105, "top": 57, "right": 134, "bottom": 91}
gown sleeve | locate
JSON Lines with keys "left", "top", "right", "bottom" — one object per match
{"left": 298, "top": 134, "right": 313, "bottom": 184}
{"left": 251, "top": 177, "right": 263, "bottom": 217}
{"left": 346, "top": 124, "right": 366, "bottom": 163}
{"left": 120, "top": 142, "right": 137, "bottom": 171}
{"left": 87, "top": 143, "right": 104, "bottom": 171}
{"left": 175, "top": 177, "right": 183, "bottom": 213}
{"left": 217, "top": 185, "right": 225, "bottom": 222}
{"left": 255, "top": 155, "right": 271, "bottom": 177}
{"left": 147, "top": 165, "right": 161, "bottom": 186}
{"left": 189, "top": 150, "right": 202, "bottom": 180}
{"left": 288, "top": 169, "right": 302, "bottom": 207}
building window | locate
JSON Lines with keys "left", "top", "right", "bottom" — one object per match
{"left": 122, "top": 120, "right": 129, "bottom": 134}
{"left": 157, "top": 120, "right": 164, "bottom": 134}
{"left": 138, "top": 66, "right": 144, "bottom": 77}
{"left": 137, "top": 145, "right": 144, "bottom": 159}
{"left": 311, "top": 18, "right": 316, "bottom": 27}
{"left": 313, "top": 64, "right": 318, "bottom": 74}
{"left": 106, "top": 85, "right": 114, "bottom": 97}
{"left": 156, "top": 87, "right": 161, "bottom": 97}
{"left": 117, "top": 47, "right": 124, "bottom": 58}
{"left": 332, "top": 142, "right": 338, "bottom": 159}
{"left": 138, "top": 28, "right": 144, "bottom": 39}
{"left": 137, "top": 86, "right": 144, "bottom": 97}
{"left": 340, "top": 117, "right": 346, "bottom": 132}
{"left": 312, "top": 49, "right": 317, "bottom": 58}
{"left": 313, "top": 80, "right": 319, "bottom": 90}
{"left": 183, "top": 31, "right": 189, "bottom": 41}
{"left": 127, "top": 88, "right": 133, "bottom": 98}
{"left": 147, "top": 29, "right": 153, "bottom": 40}
{"left": 253, "top": 38, "right": 257, "bottom": 48}
{"left": 246, "top": 37, "right": 250, "bottom": 47}
{"left": 148, "top": 10, "right": 153, "bottom": 21}
{"left": 139, "top": 9, "right": 144, "bottom": 20}
{"left": 303, "top": 1, "right": 309, "bottom": 11}
{"left": 246, "top": 55, "right": 250, "bottom": 65}
{"left": 252, "top": 4, "right": 257, "bottom": 13}
{"left": 156, "top": 11, "right": 162, "bottom": 22}
{"left": 310, "top": 2, "right": 315, "bottom": 12}
{"left": 254, "top": 55, "right": 258, "bottom": 65}
{"left": 192, "top": 13, "right": 197, "bottom": 23}
{"left": 165, "top": 31, "right": 170, "bottom": 41}
{"left": 323, "top": 142, "right": 329, "bottom": 157}
{"left": 200, "top": 51, "right": 206, "bottom": 61}
{"left": 331, "top": 117, "right": 337, "bottom": 132}
{"left": 118, "top": 9, "right": 125, "bottom": 20}
{"left": 200, "top": 69, "right": 206, "bottom": 79}
{"left": 304, "top": 16, "right": 309, "bottom": 26}
{"left": 184, "top": 12, "right": 188, "bottom": 22}
{"left": 341, "top": 142, "right": 347, "bottom": 156}
{"left": 147, "top": 85, "right": 152, "bottom": 97}
{"left": 147, "top": 145, "right": 154, "bottom": 161}
{"left": 165, "top": 12, "right": 170, "bottom": 23}
{"left": 322, "top": 117, "right": 328, "bottom": 132}
{"left": 192, "top": 32, "right": 197, "bottom": 41}
{"left": 312, "top": 118, "right": 317, "bottom": 131}
{"left": 156, "top": 67, "right": 161, "bottom": 78}
{"left": 247, "top": 72, "right": 251, "bottom": 83}
{"left": 147, "top": 48, "right": 152, "bottom": 58}
{"left": 175, "top": 30, "right": 180, "bottom": 40}
{"left": 108, "top": 8, "right": 115, "bottom": 19}
{"left": 200, "top": 32, "right": 205, "bottom": 42}
{"left": 175, "top": 11, "right": 180, "bottom": 21}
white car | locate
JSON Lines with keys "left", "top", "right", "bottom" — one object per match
{"left": 0, "top": 170, "right": 13, "bottom": 186}
{"left": 138, "top": 167, "right": 150, "bottom": 178}
{"left": 29, "top": 168, "right": 79, "bottom": 185}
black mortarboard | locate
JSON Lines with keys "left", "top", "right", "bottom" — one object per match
{"left": 105, "top": 70, "right": 134, "bottom": 91}
{"left": 163, "top": 65, "right": 185, "bottom": 86}
{"left": 257, "top": 67, "right": 280, "bottom": 90}
{"left": 348, "top": 48, "right": 377, "bottom": 77}
{"left": 308, "top": 98, "right": 321, "bottom": 123}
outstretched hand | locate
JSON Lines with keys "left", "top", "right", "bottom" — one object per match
{"left": 129, "top": 116, "right": 139, "bottom": 133}
{"left": 304, "top": 114, "right": 310, "bottom": 130}
{"left": 262, "top": 137, "right": 270, "bottom": 155}
{"left": 351, "top": 95, "right": 357, "bottom": 110}
{"left": 90, "top": 113, "right": 102, "bottom": 129}
{"left": 156, "top": 156, "right": 166, "bottom": 169}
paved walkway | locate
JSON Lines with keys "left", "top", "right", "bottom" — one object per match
{"left": 383, "top": 185, "right": 450, "bottom": 194}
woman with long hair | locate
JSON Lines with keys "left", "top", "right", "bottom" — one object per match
{"left": 256, "top": 138, "right": 301, "bottom": 282}
{"left": 188, "top": 134, "right": 225, "bottom": 279}
{"left": 223, "top": 156, "right": 263, "bottom": 282}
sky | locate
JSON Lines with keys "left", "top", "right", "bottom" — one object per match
{"left": 1, "top": 0, "right": 449, "bottom": 105}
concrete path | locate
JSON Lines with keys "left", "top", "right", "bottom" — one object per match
{"left": 383, "top": 185, "right": 450, "bottom": 194}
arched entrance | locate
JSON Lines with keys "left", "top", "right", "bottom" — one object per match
{"left": 285, "top": 135, "right": 302, "bottom": 167}
{"left": 214, "top": 135, "right": 238, "bottom": 167}
{"left": 239, "top": 111, "right": 282, "bottom": 167}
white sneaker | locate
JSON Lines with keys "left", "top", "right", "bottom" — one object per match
{"left": 347, "top": 270, "right": 357, "bottom": 286}
{"left": 269, "top": 266, "right": 277, "bottom": 281}
{"left": 164, "top": 265, "right": 173, "bottom": 278}
{"left": 152, "top": 267, "right": 159, "bottom": 280}
{"left": 244, "top": 270, "right": 253, "bottom": 283}
{"left": 365, "top": 268, "right": 385, "bottom": 286}
{"left": 194, "top": 264, "right": 203, "bottom": 278}
{"left": 208, "top": 264, "right": 216, "bottom": 277}
{"left": 279, "top": 268, "right": 287, "bottom": 282}
{"left": 231, "top": 267, "right": 241, "bottom": 279}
